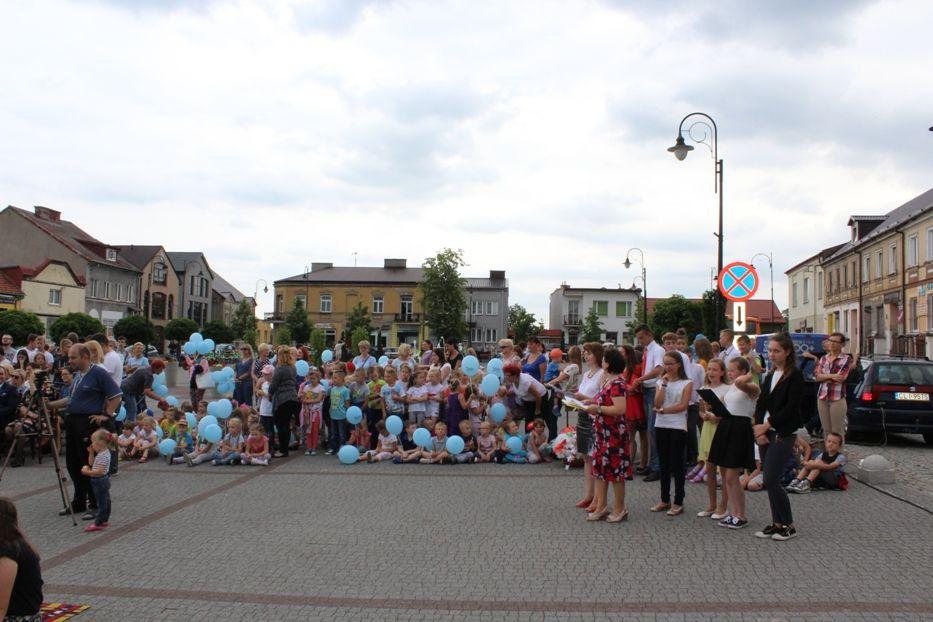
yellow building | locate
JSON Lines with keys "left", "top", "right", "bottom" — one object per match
{"left": 256, "top": 319, "right": 273, "bottom": 346}
{"left": 273, "top": 259, "right": 427, "bottom": 348}
{"left": 0, "top": 260, "right": 86, "bottom": 335}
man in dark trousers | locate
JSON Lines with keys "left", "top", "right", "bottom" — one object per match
{"left": 53, "top": 344, "right": 122, "bottom": 519}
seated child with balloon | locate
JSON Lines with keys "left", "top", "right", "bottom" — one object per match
{"left": 361, "top": 420, "right": 400, "bottom": 463}
{"left": 212, "top": 418, "right": 245, "bottom": 466}
{"left": 242, "top": 423, "right": 271, "bottom": 466}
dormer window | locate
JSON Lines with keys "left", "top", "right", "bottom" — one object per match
{"left": 153, "top": 262, "right": 167, "bottom": 284}
{"left": 106, "top": 249, "right": 117, "bottom": 262}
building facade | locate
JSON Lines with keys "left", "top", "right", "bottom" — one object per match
{"left": 167, "top": 252, "right": 213, "bottom": 328}
{"left": 785, "top": 244, "right": 842, "bottom": 334}
{"left": 465, "top": 272, "right": 509, "bottom": 356}
{"left": 549, "top": 284, "right": 640, "bottom": 346}
{"left": 0, "top": 206, "right": 140, "bottom": 333}
{"left": 0, "top": 260, "right": 85, "bottom": 335}
{"left": 211, "top": 274, "right": 252, "bottom": 326}
{"left": 118, "top": 245, "right": 180, "bottom": 345}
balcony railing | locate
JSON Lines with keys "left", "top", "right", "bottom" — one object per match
{"left": 563, "top": 314, "right": 580, "bottom": 326}
{"left": 394, "top": 313, "right": 421, "bottom": 323}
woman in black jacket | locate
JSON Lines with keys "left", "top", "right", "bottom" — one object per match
{"left": 0, "top": 497, "right": 43, "bottom": 621}
{"left": 752, "top": 333, "right": 803, "bottom": 541}
{"left": 267, "top": 346, "right": 299, "bottom": 458}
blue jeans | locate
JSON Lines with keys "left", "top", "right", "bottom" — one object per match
{"left": 329, "top": 419, "right": 348, "bottom": 452}
{"left": 123, "top": 393, "right": 145, "bottom": 423}
{"left": 89, "top": 475, "right": 111, "bottom": 526}
{"left": 643, "top": 386, "right": 659, "bottom": 472}
{"left": 211, "top": 450, "right": 240, "bottom": 465}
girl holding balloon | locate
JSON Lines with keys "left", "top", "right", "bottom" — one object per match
{"left": 299, "top": 369, "right": 325, "bottom": 456}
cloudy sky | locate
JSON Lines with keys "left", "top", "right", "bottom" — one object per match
{"left": 2, "top": 0, "right": 931, "bottom": 324}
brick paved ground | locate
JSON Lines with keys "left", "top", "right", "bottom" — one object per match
{"left": 5, "top": 444, "right": 932, "bottom": 621}
{"left": 847, "top": 433, "right": 933, "bottom": 511}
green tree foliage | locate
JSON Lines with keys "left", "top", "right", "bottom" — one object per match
{"left": 580, "top": 307, "right": 604, "bottom": 343}
{"left": 48, "top": 312, "right": 105, "bottom": 343}
{"left": 350, "top": 327, "right": 370, "bottom": 355}
{"left": 650, "top": 295, "right": 703, "bottom": 338}
{"left": 231, "top": 300, "right": 257, "bottom": 341}
{"left": 309, "top": 328, "right": 326, "bottom": 364}
{"left": 285, "top": 298, "right": 310, "bottom": 344}
{"left": 346, "top": 302, "right": 372, "bottom": 334}
{"left": 202, "top": 320, "right": 234, "bottom": 344}
{"left": 420, "top": 248, "right": 467, "bottom": 342}
{"left": 699, "top": 290, "right": 718, "bottom": 339}
{"left": 0, "top": 310, "right": 45, "bottom": 346}
{"left": 274, "top": 324, "right": 292, "bottom": 346}
{"left": 508, "top": 304, "right": 541, "bottom": 342}
{"left": 113, "top": 315, "right": 155, "bottom": 344}
{"left": 164, "top": 318, "right": 200, "bottom": 342}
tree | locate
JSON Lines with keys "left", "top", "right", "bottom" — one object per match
{"left": 508, "top": 304, "right": 541, "bottom": 342}
{"left": 580, "top": 307, "right": 604, "bottom": 343}
{"left": 650, "top": 295, "right": 703, "bottom": 339}
{"left": 346, "top": 302, "right": 372, "bottom": 333}
{"left": 202, "top": 320, "right": 234, "bottom": 344}
{"left": 698, "top": 290, "right": 718, "bottom": 339}
{"left": 285, "top": 298, "right": 310, "bottom": 344}
{"left": 113, "top": 315, "right": 155, "bottom": 344}
{"left": 0, "top": 310, "right": 45, "bottom": 346}
{"left": 350, "top": 327, "right": 370, "bottom": 355}
{"left": 231, "top": 300, "right": 257, "bottom": 341}
{"left": 49, "top": 312, "right": 105, "bottom": 343}
{"left": 309, "top": 328, "right": 326, "bottom": 364}
{"left": 164, "top": 318, "right": 200, "bottom": 342}
{"left": 420, "top": 248, "right": 468, "bottom": 342}
{"left": 274, "top": 324, "right": 292, "bottom": 346}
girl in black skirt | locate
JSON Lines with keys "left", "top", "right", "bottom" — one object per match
{"left": 708, "top": 357, "right": 760, "bottom": 529}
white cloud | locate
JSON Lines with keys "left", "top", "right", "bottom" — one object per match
{"left": 1, "top": 0, "right": 931, "bottom": 326}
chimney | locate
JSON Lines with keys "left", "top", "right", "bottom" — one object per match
{"left": 310, "top": 262, "right": 333, "bottom": 272}
{"left": 33, "top": 206, "right": 61, "bottom": 222}
{"left": 489, "top": 270, "right": 505, "bottom": 280}
{"left": 384, "top": 258, "right": 407, "bottom": 269}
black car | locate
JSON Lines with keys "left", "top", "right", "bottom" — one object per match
{"left": 847, "top": 356, "right": 933, "bottom": 444}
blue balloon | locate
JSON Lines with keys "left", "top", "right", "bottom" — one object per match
{"left": 320, "top": 379, "right": 329, "bottom": 391}
{"left": 197, "top": 415, "right": 218, "bottom": 437}
{"left": 158, "top": 438, "right": 175, "bottom": 456}
{"left": 203, "top": 423, "right": 222, "bottom": 443}
{"left": 189, "top": 332, "right": 204, "bottom": 343}
{"left": 338, "top": 445, "right": 360, "bottom": 464}
{"left": 413, "top": 427, "right": 432, "bottom": 448}
{"left": 446, "top": 435, "right": 465, "bottom": 455}
{"left": 155, "top": 425, "right": 164, "bottom": 439}
{"left": 378, "top": 355, "right": 389, "bottom": 366}
{"left": 183, "top": 341, "right": 197, "bottom": 356}
{"left": 386, "top": 415, "right": 403, "bottom": 436}
{"left": 203, "top": 338, "right": 215, "bottom": 351}
{"left": 152, "top": 373, "right": 166, "bottom": 387}
{"left": 296, "top": 360, "right": 310, "bottom": 376}
{"left": 154, "top": 384, "right": 169, "bottom": 398}
{"left": 492, "top": 367, "right": 504, "bottom": 381}
{"left": 487, "top": 358, "right": 503, "bottom": 372}
{"left": 321, "top": 349, "right": 334, "bottom": 363}
{"left": 217, "top": 381, "right": 233, "bottom": 394}
{"left": 165, "top": 396, "right": 179, "bottom": 407}
{"left": 216, "top": 399, "right": 233, "bottom": 419}
{"left": 490, "top": 403, "right": 507, "bottom": 423}
{"left": 207, "top": 401, "right": 219, "bottom": 417}
{"left": 481, "top": 374, "right": 500, "bottom": 396}
{"left": 222, "top": 366, "right": 235, "bottom": 379}
{"left": 197, "top": 341, "right": 211, "bottom": 355}
{"left": 461, "top": 355, "right": 479, "bottom": 376}
{"left": 346, "top": 406, "right": 363, "bottom": 425}
{"left": 115, "top": 405, "right": 126, "bottom": 422}
{"left": 211, "top": 371, "right": 224, "bottom": 383}
{"left": 185, "top": 412, "right": 197, "bottom": 429}
{"left": 506, "top": 436, "right": 523, "bottom": 453}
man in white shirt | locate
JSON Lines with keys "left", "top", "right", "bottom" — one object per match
{"left": 94, "top": 334, "right": 124, "bottom": 386}
{"left": 1, "top": 334, "right": 15, "bottom": 363}
{"left": 26, "top": 335, "right": 55, "bottom": 365}
{"left": 633, "top": 325, "right": 667, "bottom": 481}
{"left": 718, "top": 329, "right": 740, "bottom": 363}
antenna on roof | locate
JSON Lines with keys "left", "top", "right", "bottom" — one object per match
{"left": 352, "top": 252, "right": 358, "bottom": 267}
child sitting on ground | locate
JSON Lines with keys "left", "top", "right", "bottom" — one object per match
{"left": 213, "top": 418, "right": 245, "bottom": 465}
{"left": 452, "top": 419, "right": 476, "bottom": 464}
{"left": 131, "top": 417, "right": 159, "bottom": 463}
{"left": 786, "top": 432, "right": 848, "bottom": 493}
{"left": 361, "top": 421, "right": 399, "bottom": 463}
{"left": 348, "top": 420, "right": 372, "bottom": 453}
{"left": 166, "top": 418, "right": 194, "bottom": 465}
{"left": 419, "top": 420, "right": 451, "bottom": 464}
{"left": 526, "top": 418, "right": 552, "bottom": 464}
{"left": 394, "top": 421, "right": 422, "bottom": 463}
{"left": 475, "top": 421, "right": 498, "bottom": 463}
{"left": 159, "top": 407, "right": 181, "bottom": 439}
{"left": 181, "top": 431, "right": 215, "bottom": 467}
{"left": 496, "top": 420, "right": 527, "bottom": 463}
{"left": 741, "top": 445, "right": 764, "bottom": 491}
{"left": 242, "top": 423, "right": 271, "bottom": 466}
{"left": 116, "top": 426, "right": 135, "bottom": 460}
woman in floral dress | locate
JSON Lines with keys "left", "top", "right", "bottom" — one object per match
{"left": 584, "top": 347, "right": 631, "bottom": 523}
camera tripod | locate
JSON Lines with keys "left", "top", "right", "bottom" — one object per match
{"left": 0, "top": 400, "right": 76, "bottom": 526}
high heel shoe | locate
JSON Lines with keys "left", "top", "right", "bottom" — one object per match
{"left": 586, "top": 508, "right": 610, "bottom": 521}
{"left": 607, "top": 509, "right": 629, "bottom": 523}
{"left": 650, "top": 502, "right": 671, "bottom": 513}
{"left": 575, "top": 497, "right": 594, "bottom": 509}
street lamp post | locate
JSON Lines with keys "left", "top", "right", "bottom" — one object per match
{"left": 750, "top": 252, "right": 774, "bottom": 330}
{"left": 668, "top": 112, "right": 724, "bottom": 334}
{"left": 623, "top": 248, "right": 647, "bottom": 324}
{"left": 254, "top": 279, "right": 268, "bottom": 314}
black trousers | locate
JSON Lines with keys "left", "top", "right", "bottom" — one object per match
{"left": 657, "top": 427, "right": 687, "bottom": 505}
{"left": 521, "top": 390, "right": 556, "bottom": 439}
{"left": 64, "top": 414, "right": 114, "bottom": 511}
{"left": 760, "top": 433, "right": 796, "bottom": 526}
{"left": 273, "top": 401, "right": 299, "bottom": 457}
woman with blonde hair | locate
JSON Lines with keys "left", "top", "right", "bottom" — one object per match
{"left": 392, "top": 343, "right": 416, "bottom": 373}
{"left": 267, "top": 346, "right": 299, "bottom": 457}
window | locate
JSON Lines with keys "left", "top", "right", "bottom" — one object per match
{"left": 792, "top": 282, "right": 798, "bottom": 307}
{"left": 151, "top": 292, "right": 166, "bottom": 319}
{"left": 199, "top": 278, "right": 208, "bottom": 298}
{"left": 189, "top": 275, "right": 195, "bottom": 295}
{"left": 89, "top": 279, "right": 98, "bottom": 298}
{"left": 106, "top": 249, "right": 117, "bottom": 262}
{"left": 104, "top": 282, "right": 111, "bottom": 300}
{"left": 485, "top": 301, "right": 498, "bottom": 315}
{"left": 851, "top": 261, "right": 856, "bottom": 286}
{"left": 484, "top": 328, "right": 497, "bottom": 342}
{"left": 928, "top": 228, "right": 933, "bottom": 261}
{"left": 153, "top": 262, "right": 167, "bottom": 284}
{"left": 889, "top": 244, "right": 897, "bottom": 275}
{"left": 605, "top": 331, "right": 618, "bottom": 344}
{"left": 275, "top": 294, "right": 284, "bottom": 313}
{"left": 843, "top": 264, "right": 848, "bottom": 289}
{"left": 167, "top": 294, "right": 174, "bottom": 319}
{"left": 128, "top": 284, "right": 135, "bottom": 303}
{"left": 803, "top": 277, "right": 810, "bottom": 304}
{"left": 615, "top": 301, "right": 632, "bottom": 317}
{"left": 863, "top": 255, "right": 871, "bottom": 282}
{"left": 115, "top": 283, "right": 122, "bottom": 302}
{"left": 817, "top": 272, "right": 823, "bottom": 300}
{"left": 400, "top": 295, "right": 413, "bottom": 316}
{"left": 471, "top": 327, "right": 483, "bottom": 343}
{"left": 877, "top": 250, "right": 883, "bottom": 279}
{"left": 294, "top": 294, "right": 307, "bottom": 309}
{"left": 372, "top": 296, "right": 384, "bottom": 314}
{"left": 471, "top": 300, "right": 483, "bottom": 316}
{"left": 908, "top": 235, "right": 918, "bottom": 267}
{"left": 594, "top": 300, "right": 608, "bottom": 316}
{"left": 567, "top": 299, "right": 579, "bottom": 320}
{"left": 909, "top": 298, "right": 918, "bottom": 332}
{"left": 928, "top": 295, "right": 933, "bottom": 331}
{"left": 48, "top": 289, "right": 61, "bottom": 306}
{"left": 320, "top": 294, "right": 332, "bottom": 313}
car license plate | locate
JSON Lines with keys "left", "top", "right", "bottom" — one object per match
{"left": 894, "top": 392, "right": 930, "bottom": 401}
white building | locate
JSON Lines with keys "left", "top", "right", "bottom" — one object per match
{"left": 784, "top": 244, "right": 842, "bottom": 334}
{"left": 548, "top": 284, "right": 640, "bottom": 346}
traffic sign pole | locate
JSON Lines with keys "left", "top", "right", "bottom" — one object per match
{"left": 718, "top": 262, "right": 759, "bottom": 332}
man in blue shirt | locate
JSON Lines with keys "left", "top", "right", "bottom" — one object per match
{"left": 55, "top": 344, "right": 122, "bottom": 517}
